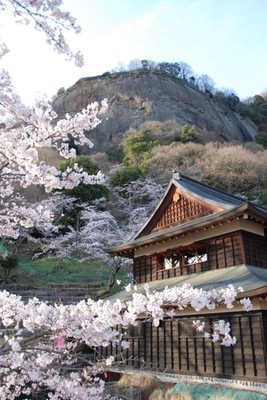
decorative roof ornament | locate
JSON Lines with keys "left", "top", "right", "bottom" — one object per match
{"left": 172, "top": 170, "right": 180, "bottom": 180}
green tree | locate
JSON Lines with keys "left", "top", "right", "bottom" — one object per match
{"left": 240, "top": 94, "right": 267, "bottom": 132}
{"left": 0, "top": 255, "right": 19, "bottom": 282}
{"left": 123, "top": 129, "right": 157, "bottom": 172}
{"left": 179, "top": 124, "right": 199, "bottom": 143}
{"left": 256, "top": 133, "right": 267, "bottom": 148}
{"left": 110, "top": 167, "right": 144, "bottom": 187}
{"left": 259, "top": 187, "right": 267, "bottom": 206}
{"left": 57, "top": 156, "right": 109, "bottom": 203}
{"left": 214, "top": 90, "right": 240, "bottom": 111}
{"left": 56, "top": 87, "right": 66, "bottom": 96}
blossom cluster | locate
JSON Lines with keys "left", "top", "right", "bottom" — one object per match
{"left": 0, "top": 1, "right": 109, "bottom": 240}
{"left": 0, "top": 66, "right": 108, "bottom": 238}
{"left": 1, "top": 0, "right": 84, "bottom": 66}
{"left": 0, "top": 283, "right": 252, "bottom": 399}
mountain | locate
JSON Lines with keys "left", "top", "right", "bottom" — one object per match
{"left": 52, "top": 69, "right": 258, "bottom": 154}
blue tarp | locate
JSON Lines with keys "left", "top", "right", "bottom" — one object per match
{"left": 172, "top": 382, "right": 267, "bottom": 400}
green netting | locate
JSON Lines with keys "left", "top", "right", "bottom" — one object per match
{"left": 0, "top": 242, "right": 8, "bottom": 258}
{"left": 171, "top": 383, "right": 266, "bottom": 400}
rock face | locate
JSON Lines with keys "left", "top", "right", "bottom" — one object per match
{"left": 53, "top": 70, "right": 258, "bottom": 153}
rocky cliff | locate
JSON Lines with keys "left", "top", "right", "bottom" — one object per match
{"left": 53, "top": 69, "right": 258, "bottom": 153}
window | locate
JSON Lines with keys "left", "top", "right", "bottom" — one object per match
{"left": 161, "top": 254, "right": 180, "bottom": 270}
{"left": 157, "top": 247, "right": 208, "bottom": 272}
{"left": 183, "top": 248, "right": 207, "bottom": 265}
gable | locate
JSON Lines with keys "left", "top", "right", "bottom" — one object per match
{"left": 152, "top": 189, "right": 213, "bottom": 232}
{"left": 106, "top": 173, "right": 267, "bottom": 257}
{"left": 133, "top": 173, "right": 250, "bottom": 241}
{"left": 140, "top": 187, "right": 215, "bottom": 236}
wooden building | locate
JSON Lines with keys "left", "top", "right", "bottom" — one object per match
{"left": 103, "top": 172, "right": 267, "bottom": 383}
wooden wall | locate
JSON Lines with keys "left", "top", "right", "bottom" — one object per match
{"left": 97, "top": 311, "right": 267, "bottom": 382}
{"left": 133, "top": 232, "right": 244, "bottom": 284}
{"left": 207, "top": 232, "right": 243, "bottom": 269}
{"left": 243, "top": 232, "right": 267, "bottom": 268}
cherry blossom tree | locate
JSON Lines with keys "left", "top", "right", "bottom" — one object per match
{"left": 0, "top": 3, "right": 255, "bottom": 399}
{"left": 28, "top": 179, "right": 165, "bottom": 280}
{"left": 4, "top": 194, "right": 77, "bottom": 257}
{"left": 0, "top": 76, "right": 108, "bottom": 239}
{"left": 0, "top": 1, "right": 108, "bottom": 239}
{"left": 25, "top": 195, "right": 133, "bottom": 293}
{"left": 33, "top": 198, "right": 124, "bottom": 264}
{"left": 109, "top": 178, "right": 166, "bottom": 240}
{"left": 0, "top": 283, "right": 252, "bottom": 399}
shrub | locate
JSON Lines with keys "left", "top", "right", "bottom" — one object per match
{"left": 179, "top": 124, "right": 199, "bottom": 143}
{"left": 146, "top": 142, "right": 205, "bottom": 182}
{"left": 259, "top": 187, "right": 267, "bottom": 206}
{"left": 137, "top": 120, "right": 181, "bottom": 144}
{"left": 197, "top": 143, "right": 267, "bottom": 194}
{"left": 146, "top": 141, "right": 267, "bottom": 197}
{"left": 110, "top": 167, "right": 144, "bottom": 187}
{"left": 256, "top": 133, "right": 267, "bottom": 148}
{"left": 0, "top": 255, "right": 19, "bottom": 281}
{"left": 116, "top": 373, "right": 158, "bottom": 400}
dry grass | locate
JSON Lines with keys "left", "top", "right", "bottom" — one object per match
{"left": 114, "top": 373, "right": 193, "bottom": 400}
{"left": 116, "top": 372, "right": 159, "bottom": 400}
{"left": 149, "top": 389, "right": 192, "bottom": 400}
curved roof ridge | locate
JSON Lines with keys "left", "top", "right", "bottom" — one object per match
{"left": 132, "top": 173, "right": 247, "bottom": 241}
{"left": 175, "top": 173, "right": 246, "bottom": 208}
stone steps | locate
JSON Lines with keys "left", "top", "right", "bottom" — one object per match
{"left": 1, "top": 284, "right": 104, "bottom": 304}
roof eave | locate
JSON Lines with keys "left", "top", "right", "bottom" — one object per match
{"left": 132, "top": 174, "right": 247, "bottom": 241}
{"left": 106, "top": 202, "right": 252, "bottom": 256}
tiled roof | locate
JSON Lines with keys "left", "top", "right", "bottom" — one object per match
{"left": 106, "top": 265, "right": 267, "bottom": 304}
{"left": 173, "top": 173, "right": 246, "bottom": 209}
{"left": 106, "top": 173, "right": 267, "bottom": 254}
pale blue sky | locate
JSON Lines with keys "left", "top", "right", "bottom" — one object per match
{"left": 1, "top": 0, "right": 267, "bottom": 104}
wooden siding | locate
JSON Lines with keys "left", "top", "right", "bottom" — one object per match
{"left": 134, "top": 232, "right": 243, "bottom": 284}
{"left": 133, "top": 256, "right": 154, "bottom": 283}
{"left": 207, "top": 233, "right": 243, "bottom": 269}
{"left": 153, "top": 194, "right": 212, "bottom": 232}
{"left": 243, "top": 232, "right": 267, "bottom": 268}
{"left": 96, "top": 311, "right": 267, "bottom": 382}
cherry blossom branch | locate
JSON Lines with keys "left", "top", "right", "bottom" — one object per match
{"left": 3, "top": 0, "right": 83, "bottom": 65}
{"left": 0, "top": 284, "right": 252, "bottom": 399}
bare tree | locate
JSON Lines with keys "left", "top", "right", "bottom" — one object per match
{"left": 111, "top": 61, "right": 126, "bottom": 72}
{"left": 178, "top": 61, "right": 193, "bottom": 80}
{"left": 197, "top": 74, "right": 216, "bottom": 94}
{"left": 146, "top": 59, "right": 159, "bottom": 70}
{"left": 127, "top": 59, "right": 142, "bottom": 70}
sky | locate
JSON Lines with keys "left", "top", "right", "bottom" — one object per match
{"left": 1, "top": 0, "right": 267, "bottom": 105}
